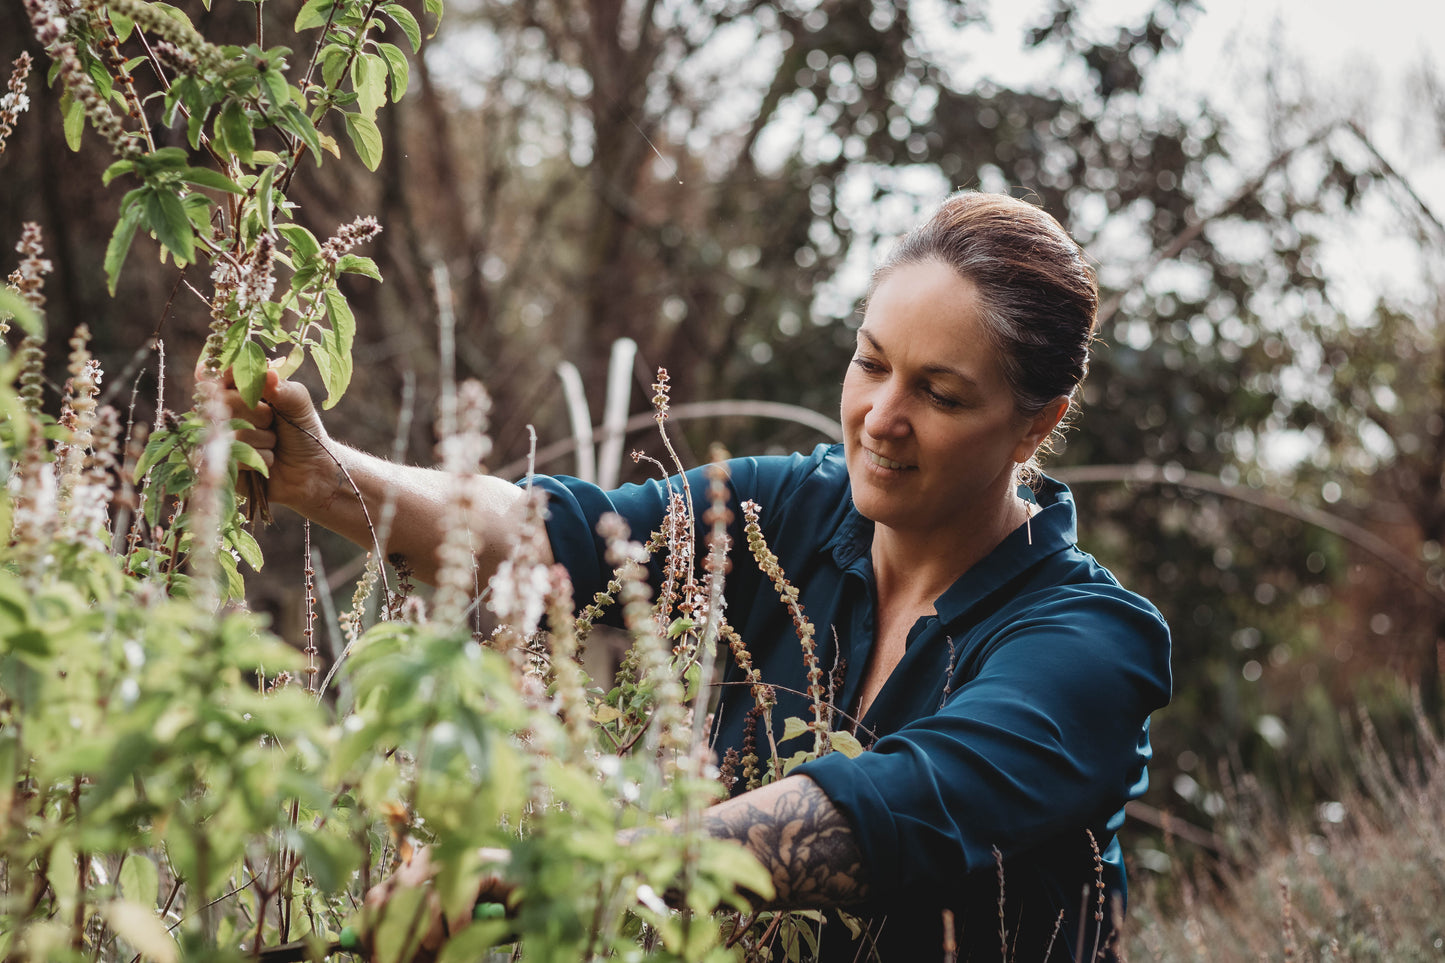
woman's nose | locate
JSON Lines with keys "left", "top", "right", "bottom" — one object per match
{"left": 863, "top": 380, "right": 910, "bottom": 438}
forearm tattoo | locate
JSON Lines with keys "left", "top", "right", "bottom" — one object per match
{"left": 703, "top": 776, "right": 871, "bottom": 910}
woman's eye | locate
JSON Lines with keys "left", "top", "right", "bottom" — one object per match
{"left": 927, "top": 389, "right": 963, "bottom": 409}
{"left": 851, "top": 357, "right": 882, "bottom": 373}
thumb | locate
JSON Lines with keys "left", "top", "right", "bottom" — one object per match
{"left": 260, "top": 370, "right": 318, "bottom": 420}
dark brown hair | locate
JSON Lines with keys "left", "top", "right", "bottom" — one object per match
{"left": 872, "top": 190, "right": 1099, "bottom": 471}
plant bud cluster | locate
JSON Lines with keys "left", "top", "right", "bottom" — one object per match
{"left": 0, "top": 53, "right": 33, "bottom": 157}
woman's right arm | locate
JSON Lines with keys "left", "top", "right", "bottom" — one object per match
{"left": 223, "top": 369, "right": 549, "bottom": 586}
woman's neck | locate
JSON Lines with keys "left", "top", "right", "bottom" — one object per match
{"left": 869, "top": 494, "right": 1031, "bottom": 609}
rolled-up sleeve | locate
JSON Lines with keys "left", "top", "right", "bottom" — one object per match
{"left": 795, "top": 585, "right": 1171, "bottom": 892}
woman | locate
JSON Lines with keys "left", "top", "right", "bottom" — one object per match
{"left": 229, "top": 191, "right": 1171, "bottom": 961}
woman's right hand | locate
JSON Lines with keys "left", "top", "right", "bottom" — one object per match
{"left": 221, "top": 367, "right": 338, "bottom": 517}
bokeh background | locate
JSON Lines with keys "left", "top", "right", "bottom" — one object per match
{"left": 4, "top": 0, "right": 1444, "bottom": 913}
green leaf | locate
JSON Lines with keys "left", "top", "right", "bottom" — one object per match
{"left": 779, "top": 715, "right": 810, "bottom": 745}
{"left": 187, "top": 109, "right": 206, "bottom": 149}
{"left": 182, "top": 192, "right": 214, "bottom": 240}
{"left": 324, "top": 286, "right": 356, "bottom": 346}
{"left": 699, "top": 839, "right": 775, "bottom": 903}
{"left": 217, "top": 545, "right": 245, "bottom": 600}
{"left": 255, "top": 166, "right": 276, "bottom": 233}
{"left": 146, "top": 147, "right": 191, "bottom": 170}
{"left": 294, "top": 0, "right": 335, "bottom": 31}
{"left": 218, "top": 318, "right": 250, "bottom": 369}
{"left": 150, "top": 3, "right": 198, "bottom": 32}
{"left": 104, "top": 203, "right": 144, "bottom": 296}
{"left": 296, "top": 829, "right": 359, "bottom": 894}
{"left": 180, "top": 167, "right": 245, "bottom": 194}
{"left": 290, "top": 263, "right": 321, "bottom": 292}
{"left": 102, "top": 159, "right": 137, "bottom": 186}
{"left": 218, "top": 100, "right": 255, "bottom": 165}
{"left": 143, "top": 188, "right": 195, "bottom": 263}
{"left": 0, "top": 289, "right": 41, "bottom": 336}
{"left": 276, "top": 343, "right": 305, "bottom": 380}
{"left": 5, "top": 628, "right": 51, "bottom": 656}
{"left": 317, "top": 287, "right": 355, "bottom": 408}
{"left": 276, "top": 224, "right": 321, "bottom": 264}
{"left": 87, "top": 60, "right": 115, "bottom": 101}
{"left": 320, "top": 343, "right": 355, "bottom": 409}
{"left": 119, "top": 856, "right": 160, "bottom": 909}
{"left": 780, "top": 748, "right": 812, "bottom": 775}
{"left": 134, "top": 430, "right": 180, "bottom": 481}
{"left": 104, "top": 900, "right": 179, "bottom": 963}
{"left": 423, "top": 0, "right": 443, "bottom": 36}
{"left": 827, "top": 730, "right": 865, "bottom": 758}
{"left": 376, "top": 43, "right": 410, "bottom": 102}
{"left": 341, "top": 112, "right": 382, "bottom": 171}
{"left": 111, "top": 12, "right": 135, "bottom": 41}
{"left": 260, "top": 68, "right": 290, "bottom": 113}
{"left": 229, "top": 524, "right": 264, "bottom": 570}
{"left": 231, "top": 439, "right": 268, "bottom": 477}
{"left": 233, "top": 340, "right": 267, "bottom": 408}
{"left": 279, "top": 104, "right": 324, "bottom": 166}
{"left": 62, "top": 92, "right": 85, "bottom": 152}
{"left": 381, "top": 3, "right": 422, "bottom": 52}
{"left": 352, "top": 53, "right": 387, "bottom": 120}
{"left": 321, "top": 45, "right": 350, "bottom": 90}
{"left": 335, "top": 254, "right": 381, "bottom": 280}
{"left": 436, "top": 923, "right": 513, "bottom": 963}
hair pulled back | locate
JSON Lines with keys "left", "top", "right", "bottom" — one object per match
{"left": 873, "top": 191, "right": 1098, "bottom": 470}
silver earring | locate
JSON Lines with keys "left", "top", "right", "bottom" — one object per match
{"left": 1026, "top": 510, "right": 1033, "bottom": 546}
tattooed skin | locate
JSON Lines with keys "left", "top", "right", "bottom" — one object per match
{"left": 702, "top": 775, "right": 871, "bottom": 909}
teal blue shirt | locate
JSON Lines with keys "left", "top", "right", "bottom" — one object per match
{"left": 534, "top": 443, "right": 1171, "bottom": 961}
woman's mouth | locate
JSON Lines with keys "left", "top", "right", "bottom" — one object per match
{"left": 866, "top": 450, "right": 911, "bottom": 471}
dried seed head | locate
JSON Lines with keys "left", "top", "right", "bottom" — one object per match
{"left": 92, "top": 0, "right": 225, "bottom": 73}
{"left": 240, "top": 233, "right": 277, "bottom": 309}
{"left": 7, "top": 427, "right": 57, "bottom": 557}
{"left": 0, "top": 53, "right": 34, "bottom": 157}
{"left": 321, "top": 215, "right": 382, "bottom": 267}
{"left": 651, "top": 368, "right": 671, "bottom": 420}
{"left": 432, "top": 380, "right": 496, "bottom": 625}
{"left": 151, "top": 40, "right": 197, "bottom": 76}
{"left": 23, "top": 0, "right": 67, "bottom": 45}
{"left": 17, "top": 335, "right": 46, "bottom": 415}
{"left": 12, "top": 222, "right": 52, "bottom": 315}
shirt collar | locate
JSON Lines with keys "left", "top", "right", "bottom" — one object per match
{"left": 823, "top": 476, "right": 1079, "bottom": 619}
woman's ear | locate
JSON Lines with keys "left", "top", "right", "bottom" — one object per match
{"left": 1011, "top": 397, "right": 1070, "bottom": 465}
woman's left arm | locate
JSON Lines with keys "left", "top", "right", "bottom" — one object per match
{"left": 701, "top": 775, "right": 871, "bottom": 910}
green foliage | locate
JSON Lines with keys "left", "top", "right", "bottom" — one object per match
{"left": 1, "top": 8, "right": 842, "bottom": 958}
{"left": 47, "top": 0, "right": 406, "bottom": 396}
{"left": 0, "top": 329, "right": 809, "bottom": 960}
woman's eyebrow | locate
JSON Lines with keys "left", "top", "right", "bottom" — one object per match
{"left": 857, "top": 327, "right": 980, "bottom": 389}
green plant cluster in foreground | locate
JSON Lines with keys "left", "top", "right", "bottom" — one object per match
{"left": 0, "top": 255, "right": 800, "bottom": 960}
{"left": 0, "top": 0, "right": 836, "bottom": 959}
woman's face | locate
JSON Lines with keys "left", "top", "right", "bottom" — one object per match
{"left": 841, "top": 259, "right": 1056, "bottom": 536}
